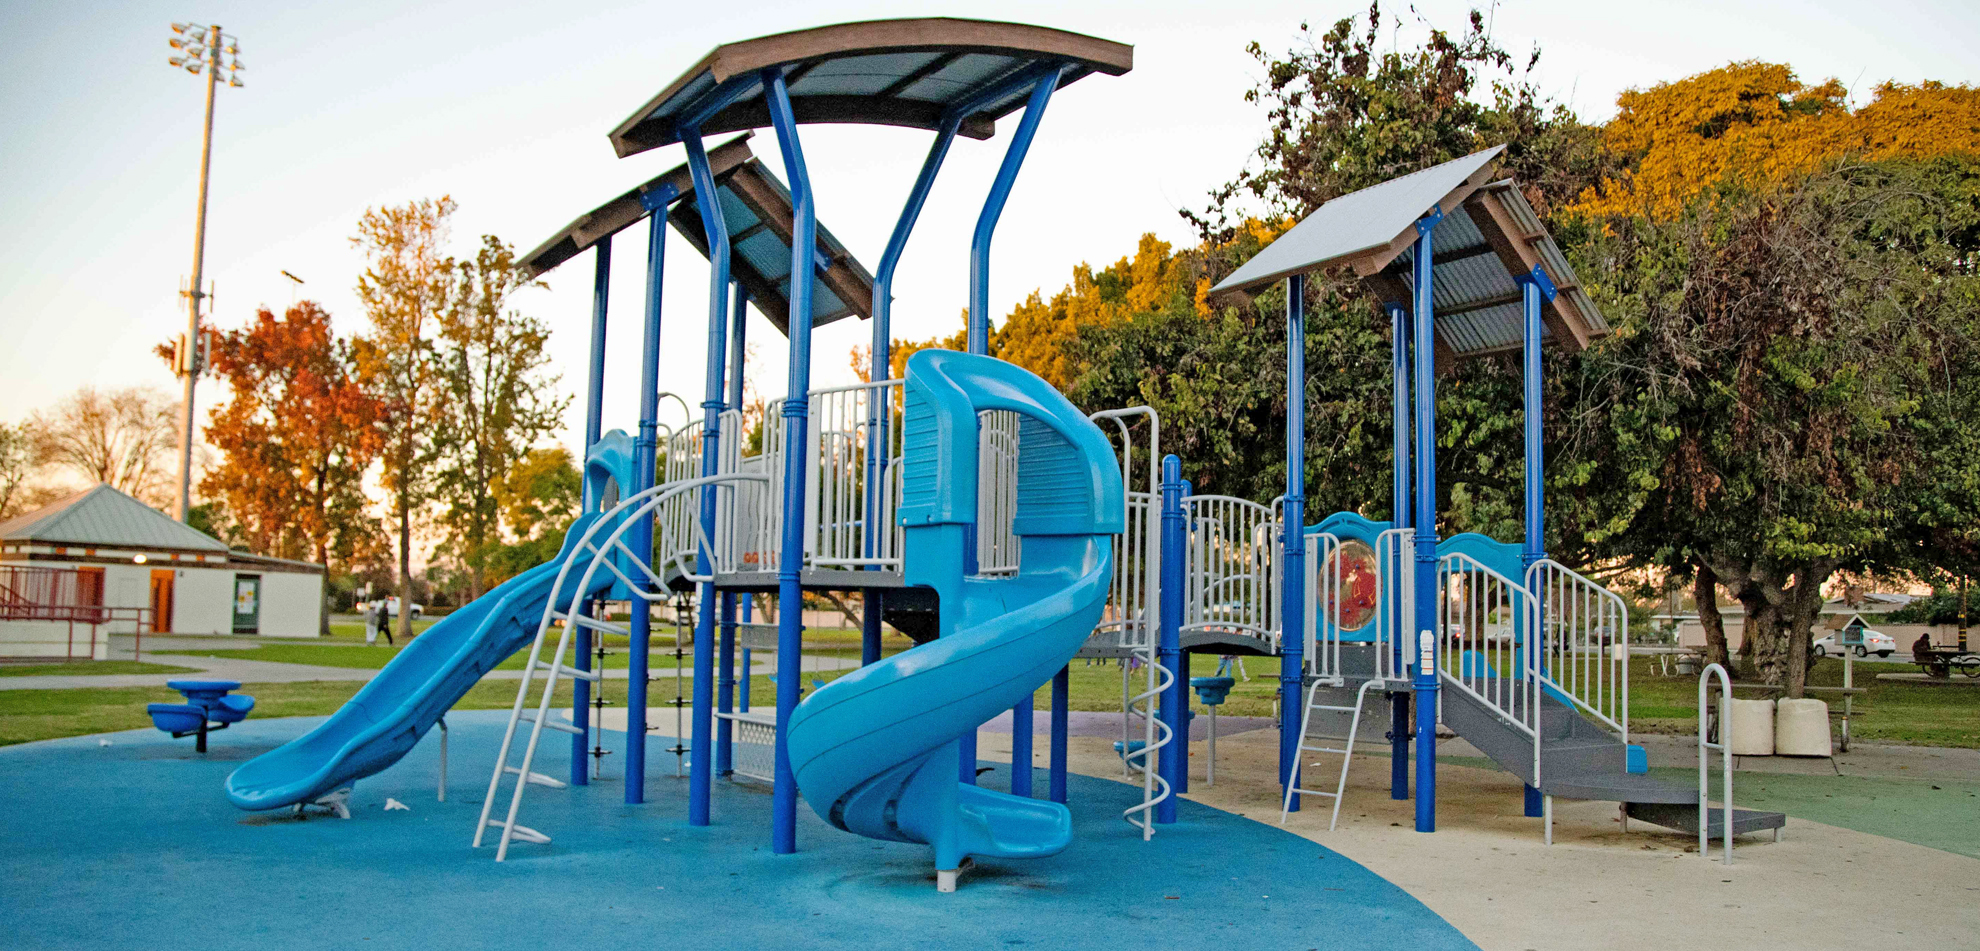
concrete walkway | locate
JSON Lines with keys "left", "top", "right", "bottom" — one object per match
{"left": 976, "top": 725, "right": 1980, "bottom": 951}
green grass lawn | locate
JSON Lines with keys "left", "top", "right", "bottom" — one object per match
{"left": 1625, "top": 655, "right": 1980, "bottom": 748}
{"left": 8, "top": 640, "right": 1972, "bottom": 751}
{"left": 0, "top": 661, "right": 200, "bottom": 678}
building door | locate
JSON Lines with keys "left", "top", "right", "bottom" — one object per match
{"left": 148, "top": 569, "right": 175, "bottom": 634}
{"left": 232, "top": 574, "right": 262, "bottom": 635}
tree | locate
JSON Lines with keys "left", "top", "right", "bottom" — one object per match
{"left": 1575, "top": 64, "right": 1980, "bottom": 219}
{"left": 197, "top": 301, "right": 385, "bottom": 570}
{"left": 0, "top": 422, "right": 31, "bottom": 518}
{"left": 430, "top": 235, "right": 567, "bottom": 598}
{"left": 477, "top": 447, "right": 582, "bottom": 587}
{"left": 25, "top": 386, "right": 180, "bottom": 507}
{"left": 352, "top": 197, "right": 456, "bottom": 641}
{"left": 1563, "top": 158, "right": 1980, "bottom": 694}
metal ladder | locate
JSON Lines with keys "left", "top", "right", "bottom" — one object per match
{"left": 473, "top": 605, "right": 621, "bottom": 860}
{"left": 1278, "top": 676, "right": 1382, "bottom": 831}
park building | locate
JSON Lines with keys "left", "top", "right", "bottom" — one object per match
{"left": 0, "top": 483, "right": 325, "bottom": 660}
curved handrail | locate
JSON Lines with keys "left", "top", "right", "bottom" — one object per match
{"left": 1698, "top": 662, "right": 1734, "bottom": 865}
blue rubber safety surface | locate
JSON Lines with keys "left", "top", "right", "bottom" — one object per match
{"left": 0, "top": 712, "right": 1477, "bottom": 951}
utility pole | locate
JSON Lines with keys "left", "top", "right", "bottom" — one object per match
{"left": 166, "top": 22, "right": 245, "bottom": 522}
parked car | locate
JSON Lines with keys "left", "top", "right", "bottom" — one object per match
{"left": 377, "top": 597, "right": 424, "bottom": 620}
{"left": 1813, "top": 629, "right": 1895, "bottom": 659}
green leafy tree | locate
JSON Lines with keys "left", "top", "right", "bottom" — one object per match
{"left": 352, "top": 197, "right": 455, "bottom": 641}
{"left": 431, "top": 235, "right": 568, "bottom": 598}
{"left": 477, "top": 447, "right": 581, "bottom": 587}
{"left": 1562, "top": 158, "right": 1980, "bottom": 693}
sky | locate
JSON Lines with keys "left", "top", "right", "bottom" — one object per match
{"left": 3, "top": 0, "right": 1977, "bottom": 464}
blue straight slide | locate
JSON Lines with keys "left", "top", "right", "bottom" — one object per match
{"left": 225, "top": 513, "right": 613, "bottom": 812}
{"left": 785, "top": 350, "right": 1124, "bottom": 885}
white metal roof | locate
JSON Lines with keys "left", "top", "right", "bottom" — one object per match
{"left": 0, "top": 484, "right": 228, "bottom": 553}
{"left": 1211, "top": 146, "right": 1505, "bottom": 296}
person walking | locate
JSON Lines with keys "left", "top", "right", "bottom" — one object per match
{"left": 375, "top": 600, "right": 395, "bottom": 647}
{"left": 364, "top": 599, "right": 380, "bottom": 647}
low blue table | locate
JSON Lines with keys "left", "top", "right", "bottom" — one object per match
{"left": 148, "top": 681, "right": 255, "bottom": 752}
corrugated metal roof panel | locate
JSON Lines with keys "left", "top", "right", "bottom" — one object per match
{"left": 1210, "top": 146, "right": 1504, "bottom": 295}
{"left": 0, "top": 484, "right": 227, "bottom": 552}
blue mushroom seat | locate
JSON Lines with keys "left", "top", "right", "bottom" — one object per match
{"left": 147, "top": 704, "right": 207, "bottom": 735}
{"left": 210, "top": 694, "right": 256, "bottom": 724}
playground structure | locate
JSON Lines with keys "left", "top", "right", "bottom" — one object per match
{"left": 220, "top": 17, "right": 1783, "bottom": 890}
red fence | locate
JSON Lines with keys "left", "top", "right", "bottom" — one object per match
{"left": 0, "top": 564, "right": 153, "bottom": 660}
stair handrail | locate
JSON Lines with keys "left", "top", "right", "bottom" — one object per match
{"left": 1523, "top": 558, "right": 1631, "bottom": 744}
{"left": 1436, "top": 551, "right": 1543, "bottom": 793}
{"left": 1698, "top": 662, "right": 1734, "bottom": 865}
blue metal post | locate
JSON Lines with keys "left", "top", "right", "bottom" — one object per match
{"left": 680, "top": 128, "right": 733, "bottom": 828}
{"left": 967, "top": 67, "right": 1064, "bottom": 355}
{"left": 1410, "top": 210, "right": 1443, "bottom": 832}
{"left": 763, "top": 70, "right": 814, "bottom": 856}
{"left": 1012, "top": 693, "right": 1034, "bottom": 797}
{"left": 1518, "top": 266, "right": 1554, "bottom": 819}
{"left": 574, "top": 233, "right": 612, "bottom": 786}
{"left": 1386, "top": 300, "right": 1411, "bottom": 801}
{"left": 628, "top": 188, "right": 675, "bottom": 805}
{"left": 730, "top": 289, "right": 752, "bottom": 725}
{"left": 864, "top": 118, "right": 961, "bottom": 671}
{"left": 1156, "top": 453, "right": 1185, "bottom": 824}
{"left": 1049, "top": 665, "right": 1069, "bottom": 803}
{"left": 718, "top": 282, "right": 747, "bottom": 778}
{"left": 1280, "top": 274, "right": 1308, "bottom": 811}
{"left": 1175, "top": 477, "right": 1193, "bottom": 797}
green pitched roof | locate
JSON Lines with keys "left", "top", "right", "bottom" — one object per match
{"left": 0, "top": 484, "right": 227, "bottom": 553}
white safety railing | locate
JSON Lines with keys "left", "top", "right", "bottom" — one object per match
{"left": 1524, "top": 559, "right": 1631, "bottom": 742}
{"left": 805, "top": 380, "right": 906, "bottom": 571}
{"left": 1375, "top": 528, "right": 1414, "bottom": 682}
{"left": 976, "top": 409, "right": 1022, "bottom": 575}
{"left": 1182, "top": 495, "right": 1279, "bottom": 649}
{"left": 1437, "top": 552, "right": 1542, "bottom": 786}
{"left": 1303, "top": 531, "right": 1342, "bottom": 682}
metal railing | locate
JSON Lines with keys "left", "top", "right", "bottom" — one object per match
{"left": 1698, "top": 662, "right": 1734, "bottom": 865}
{"left": 1525, "top": 558, "right": 1630, "bottom": 742}
{"left": 807, "top": 380, "right": 906, "bottom": 571}
{"left": 1437, "top": 552, "right": 1542, "bottom": 786}
{"left": 1181, "top": 495, "right": 1279, "bottom": 648}
{"left": 1087, "top": 406, "right": 1166, "bottom": 837}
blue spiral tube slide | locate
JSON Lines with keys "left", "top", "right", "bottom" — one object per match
{"left": 785, "top": 350, "right": 1123, "bottom": 885}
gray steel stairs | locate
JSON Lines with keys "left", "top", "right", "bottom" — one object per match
{"left": 1439, "top": 677, "right": 1785, "bottom": 837}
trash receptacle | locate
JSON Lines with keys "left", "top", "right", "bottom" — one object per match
{"left": 1727, "top": 698, "right": 1776, "bottom": 756}
{"left": 1775, "top": 698, "right": 1832, "bottom": 757}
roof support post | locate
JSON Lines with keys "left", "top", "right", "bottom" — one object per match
{"left": 967, "top": 65, "right": 1066, "bottom": 355}
{"left": 1516, "top": 265, "right": 1554, "bottom": 820}
{"left": 762, "top": 67, "right": 815, "bottom": 856}
{"left": 1386, "top": 300, "right": 1413, "bottom": 802}
{"left": 573, "top": 232, "right": 613, "bottom": 787}
{"left": 1410, "top": 208, "right": 1442, "bottom": 833}
{"left": 627, "top": 183, "right": 676, "bottom": 806}
{"left": 681, "top": 127, "right": 734, "bottom": 829}
{"left": 1279, "top": 274, "right": 1308, "bottom": 812}
{"left": 865, "top": 117, "right": 961, "bottom": 669}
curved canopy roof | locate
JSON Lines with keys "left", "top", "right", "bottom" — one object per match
{"left": 609, "top": 18, "right": 1133, "bottom": 158}
{"left": 1210, "top": 146, "right": 1608, "bottom": 364}
{"left": 518, "top": 133, "right": 874, "bottom": 334}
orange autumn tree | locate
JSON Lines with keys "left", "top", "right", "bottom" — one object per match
{"left": 1576, "top": 61, "right": 1980, "bottom": 218}
{"left": 201, "top": 302, "right": 385, "bottom": 570}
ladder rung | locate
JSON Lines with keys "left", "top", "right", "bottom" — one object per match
{"left": 520, "top": 712, "right": 584, "bottom": 736}
{"left": 1307, "top": 704, "right": 1359, "bottom": 712}
{"left": 1287, "top": 788, "right": 1340, "bottom": 799}
{"left": 1301, "top": 745, "right": 1350, "bottom": 755}
{"left": 504, "top": 766, "right": 568, "bottom": 788}
{"left": 534, "top": 661, "right": 601, "bottom": 682}
{"left": 485, "top": 819, "right": 551, "bottom": 844}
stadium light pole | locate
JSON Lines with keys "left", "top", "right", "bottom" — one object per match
{"left": 166, "top": 21, "right": 245, "bottom": 522}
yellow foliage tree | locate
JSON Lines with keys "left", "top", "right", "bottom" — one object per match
{"left": 1576, "top": 61, "right": 1980, "bottom": 218}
